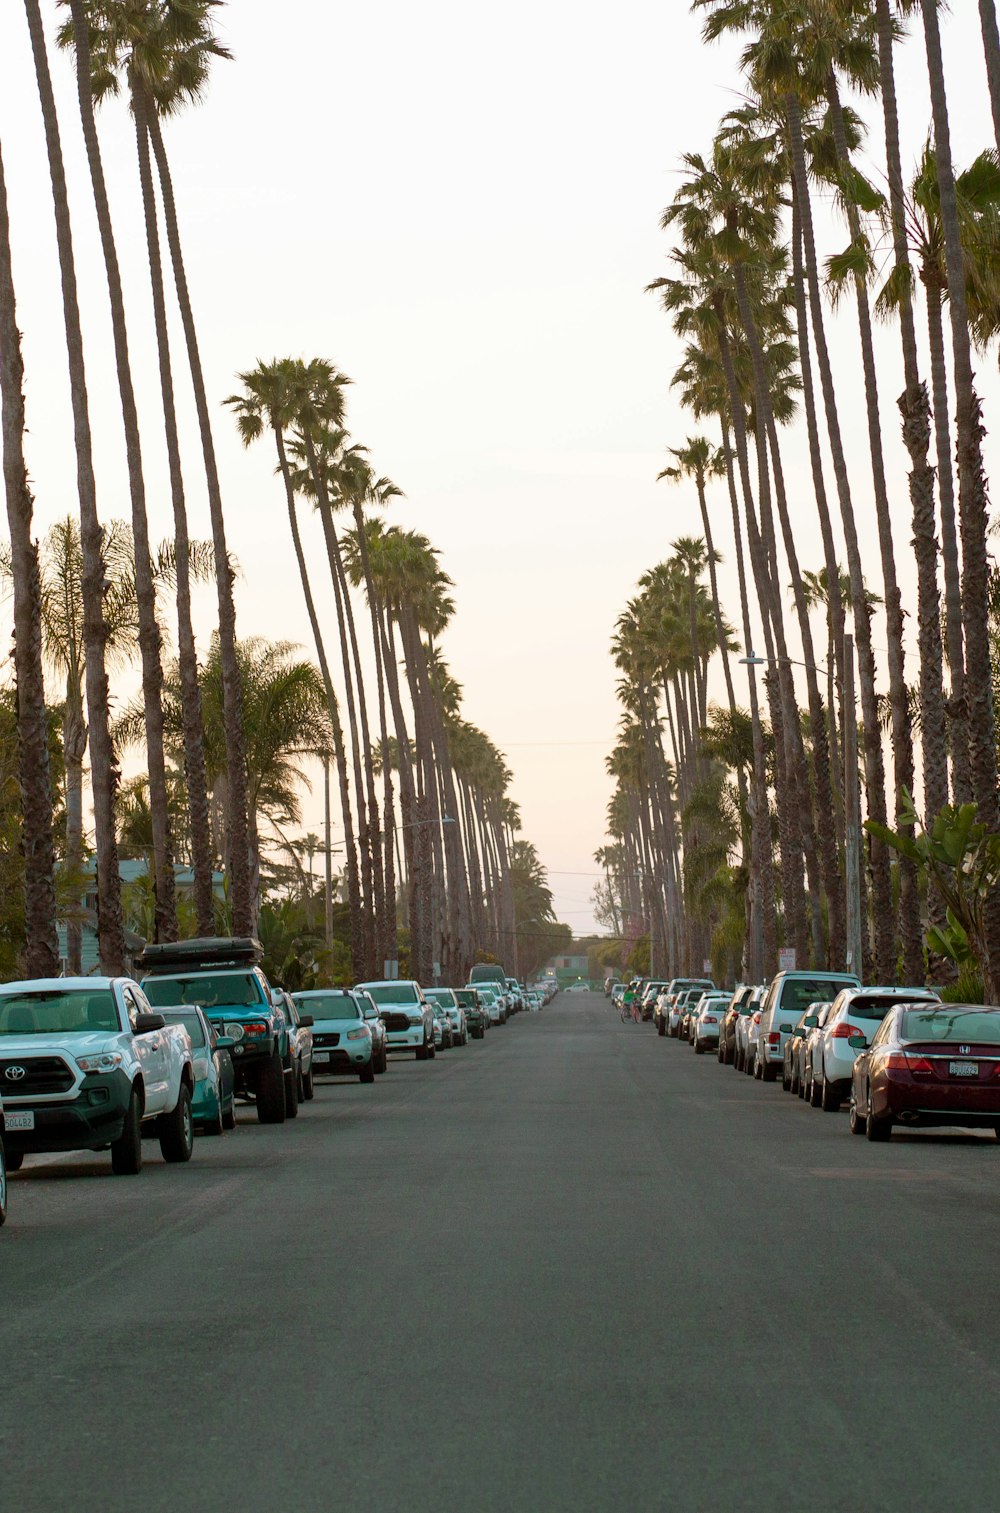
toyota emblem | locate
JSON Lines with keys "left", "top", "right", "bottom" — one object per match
{"left": 4, "top": 1065, "right": 26, "bottom": 1081}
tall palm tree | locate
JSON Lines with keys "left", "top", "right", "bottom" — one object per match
{"left": 920, "top": 0, "right": 1000, "bottom": 988}
{"left": 61, "top": 0, "right": 177, "bottom": 942}
{"left": 0, "top": 138, "right": 60, "bottom": 976}
{"left": 23, "top": 0, "right": 125, "bottom": 973}
{"left": 981, "top": 0, "right": 1000, "bottom": 156}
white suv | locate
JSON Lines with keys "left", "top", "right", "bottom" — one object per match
{"left": 753, "top": 971, "right": 861, "bottom": 1081}
{"left": 814, "top": 985, "right": 941, "bottom": 1111}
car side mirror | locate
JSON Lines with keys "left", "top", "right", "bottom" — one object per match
{"left": 216, "top": 1035, "right": 236, "bottom": 1051}
{"left": 804, "top": 1016, "right": 818, "bottom": 1028}
{"left": 134, "top": 1012, "right": 165, "bottom": 1034}
{"left": 848, "top": 1034, "right": 867, "bottom": 1050}
{"left": 779, "top": 1023, "right": 794, "bottom": 1034}
{"left": 298, "top": 1014, "right": 314, "bottom": 1028}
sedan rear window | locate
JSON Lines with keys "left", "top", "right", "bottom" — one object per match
{"left": 850, "top": 995, "right": 932, "bottom": 1020}
{"left": 902, "top": 1009, "right": 1000, "bottom": 1044}
{"left": 779, "top": 979, "right": 855, "bottom": 1015}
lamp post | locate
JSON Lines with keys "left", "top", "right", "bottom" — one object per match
{"left": 740, "top": 637, "right": 861, "bottom": 973}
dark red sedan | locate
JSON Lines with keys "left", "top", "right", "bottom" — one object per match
{"left": 849, "top": 1003, "right": 1000, "bottom": 1142}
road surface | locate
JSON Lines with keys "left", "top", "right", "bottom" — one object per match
{"left": 3, "top": 991, "right": 998, "bottom": 1511}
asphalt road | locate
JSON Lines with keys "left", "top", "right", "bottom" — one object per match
{"left": 4, "top": 992, "right": 1000, "bottom": 1511}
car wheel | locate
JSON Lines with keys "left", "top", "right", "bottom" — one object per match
{"left": 416, "top": 1041, "right": 428, "bottom": 1060}
{"left": 5, "top": 1150, "right": 23, "bottom": 1172}
{"left": 302, "top": 1064, "right": 315, "bottom": 1100}
{"left": 657, "top": 1019, "right": 666, "bottom": 1036}
{"left": 849, "top": 1088, "right": 866, "bottom": 1136}
{"left": 809, "top": 1072, "right": 823, "bottom": 1107}
{"left": 694, "top": 1042, "right": 704, "bottom": 1055}
{"left": 762, "top": 1062, "right": 778, "bottom": 1083}
{"left": 865, "top": 1098, "right": 892, "bottom": 1142}
{"left": 797, "top": 1073, "right": 807, "bottom": 1100}
{"left": 428, "top": 1041, "right": 437, "bottom": 1059}
{"left": 111, "top": 1086, "right": 144, "bottom": 1175}
{"left": 222, "top": 1095, "right": 237, "bottom": 1131}
{"left": 359, "top": 1060, "right": 376, "bottom": 1085}
{"left": 820, "top": 1074, "right": 841, "bottom": 1113}
{"left": 158, "top": 1083, "right": 194, "bottom": 1164}
{"left": 202, "top": 1100, "right": 225, "bottom": 1137}
{"left": 256, "top": 1052, "right": 287, "bottom": 1124}
{"left": 284, "top": 1064, "right": 300, "bottom": 1119}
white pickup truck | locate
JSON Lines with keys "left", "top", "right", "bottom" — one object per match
{"left": 0, "top": 976, "right": 195, "bottom": 1175}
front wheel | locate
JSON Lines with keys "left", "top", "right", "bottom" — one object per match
{"left": 301, "top": 1063, "right": 315, "bottom": 1101}
{"left": 159, "top": 1084, "right": 194, "bottom": 1163}
{"left": 820, "top": 1074, "right": 841, "bottom": 1113}
{"left": 5, "top": 1150, "right": 23, "bottom": 1173}
{"left": 848, "top": 1090, "right": 866, "bottom": 1136}
{"left": 256, "top": 1053, "right": 287, "bottom": 1124}
{"left": 359, "top": 1060, "right": 375, "bottom": 1085}
{"left": 657, "top": 1019, "right": 666, "bottom": 1037}
{"left": 111, "top": 1086, "right": 143, "bottom": 1175}
{"left": 809, "top": 1074, "right": 823, "bottom": 1108}
{"left": 694, "top": 1042, "right": 704, "bottom": 1055}
{"left": 416, "top": 1041, "right": 429, "bottom": 1061}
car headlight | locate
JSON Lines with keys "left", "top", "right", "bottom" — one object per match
{"left": 346, "top": 1027, "right": 370, "bottom": 1041}
{"left": 407, "top": 1012, "right": 424, "bottom": 1024}
{"left": 223, "top": 1022, "right": 245, "bottom": 1042}
{"left": 76, "top": 1051, "right": 123, "bottom": 1073}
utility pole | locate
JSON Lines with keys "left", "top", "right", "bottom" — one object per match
{"left": 843, "top": 633, "right": 863, "bottom": 975}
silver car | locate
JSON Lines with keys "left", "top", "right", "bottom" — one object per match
{"left": 813, "top": 985, "right": 941, "bottom": 1111}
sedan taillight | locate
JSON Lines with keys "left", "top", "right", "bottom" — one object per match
{"left": 830, "top": 1022, "right": 863, "bottom": 1040}
{"left": 885, "top": 1052, "right": 933, "bottom": 1075}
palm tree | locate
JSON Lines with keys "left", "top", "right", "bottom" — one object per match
{"left": 23, "top": 0, "right": 125, "bottom": 973}
{"left": 981, "top": 0, "right": 1000, "bottom": 156}
{"left": 61, "top": 0, "right": 177, "bottom": 942}
{"left": 0, "top": 137, "right": 60, "bottom": 976}
{"left": 920, "top": 0, "right": 1000, "bottom": 988}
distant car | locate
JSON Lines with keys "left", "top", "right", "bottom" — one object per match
{"left": 293, "top": 989, "right": 376, "bottom": 1082}
{"left": 525, "top": 992, "right": 542, "bottom": 1012}
{"left": 356, "top": 993, "right": 389, "bottom": 1072}
{"left": 611, "top": 984, "right": 626, "bottom": 1009}
{"left": 801, "top": 1003, "right": 834, "bottom": 1105}
{"left": 565, "top": 982, "right": 589, "bottom": 994}
{"left": 429, "top": 1002, "right": 453, "bottom": 1050}
{"left": 355, "top": 980, "right": 435, "bottom": 1060}
{"left": 849, "top": 1003, "right": 1000, "bottom": 1141}
{"left": 455, "top": 988, "right": 487, "bottom": 1039}
{"left": 813, "top": 985, "right": 941, "bottom": 1111}
{"left": 424, "top": 988, "right": 467, "bottom": 1047}
{"left": 157, "top": 1006, "right": 237, "bottom": 1135}
{"left": 640, "top": 981, "right": 669, "bottom": 1022}
{"left": 692, "top": 993, "right": 730, "bottom": 1054}
{"left": 719, "top": 986, "right": 755, "bottom": 1064}
{"left": 660, "top": 977, "right": 714, "bottom": 1036}
{"left": 476, "top": 987, "right": 505, "bottom": 1025}
{"left": 737, "top": 1006, "right": 763, "bottom": 1074}
{"left": 781, "top": 1007, "right": 818, "bottom": 1095}
{"left": 274, "top": 990, "right": 315, "bottom": 1105}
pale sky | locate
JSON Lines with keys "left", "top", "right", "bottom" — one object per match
{"left": 0, "top": 2, "right": 997, "bottom": 937}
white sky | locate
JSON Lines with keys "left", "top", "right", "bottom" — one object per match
{"left": 0, "top": 2, "right": 997, "bottom": 937}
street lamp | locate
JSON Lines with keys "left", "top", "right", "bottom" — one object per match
{"left": 739, "top": 636, "right": 862, "bottom": 974}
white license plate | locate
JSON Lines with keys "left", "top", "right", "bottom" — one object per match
{"left": 949, "top": 1061, "right": 979, "bottom": 1077}
{"left": 313, "top": 1051, "right": 330, "bottom": 1064}
{"left": 4, "top": 1111, "right": 35, "bottom": 1131}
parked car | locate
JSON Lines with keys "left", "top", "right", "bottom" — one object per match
{"left": 274, "top": 990, "right": 315, "bottom": 1104}
{"left": 429, "top": 1002, "right": 452, "bottom": 1050}
{"left": 611, "top": 984, "right": 626, "bottom": 1010}
{"left": 455, "top": 988, "right": 487, "bottom": 1039}
{"left": 849, "top": 1003, "right": 1000, "bottom": 1142}
{"left": 737, "top": 1005, "right": 763, "bottom": 1074}
{"left": 294, "top": 989, "right": 377, "bottom": 1081}
{"left": 525, "top": 991, "right": 542, "bottom": 1012}
{"left": 693, "top": 993, "right": 730, "bottom": 1054}
{"left": 660, "top": 978, "right": 715, "bottom": 1036}
{"left": 801, "top": 1003, "right": 835, "bottom": 1105}
{"left": 679, "top": 988, "right": 707, "bottom": 1042}
{"left": 0, "top": 977, "right": 195, "bottom": 1174}
{"left": 355, "top": 980, "right": 435, "bottom": 1060}
{"left": 139, "top": 936, "right": 293, "bottom": 1125}
{"left": 355, "top": 992, "right": 389, "bottom": 1072}
{"left": 640, "top": 981, "right": 669, "bottom": 1022}
{"left": 812, "top": 985, "right": 941, "bottom": 1111}
{"left": 752, "top": 971, "right": 862, "bottom": 1082}
{"left": 157, "top": 1005, "right": 237, "bottom": 1134}
{"left": 424, "top": 988, "right": 467, "bottom": 1046}
{"left": 719, "top": 986, "right": 755, "bottom": 1064}
{"left": 476, "top": 987, "right": 506, "bottom": 1026}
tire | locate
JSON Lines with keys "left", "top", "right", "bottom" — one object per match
{"left": 284, "top": 1064, "right": 300, "bottom": 1119}
{"left": 865, "top": 1099, "right": 892, "bottom": 1142}
{"left": 820, "top": 1074, "right": 842, "bottom": 1113}
{"left": 416, "top": 1041, "right": 429, "bottom": 1061}
{"left": 849, "top": 1089, "right": 865, "bottom": 1136}
{"left": 809, "top": 1073, "right": 823, "bottom": 1108}
{"left": 222, "top": 1095, "right": 237, "bottom": 1131}
{"left": 111, "top": 1086, "right": 143, "bottom": 1175}
{"left": 158, "top": 1083, "right": 194, "bottom": 1164}
{"left": 762, "top": 1062, "right": 778, "bottom": 1083}
{"left": 301, "top": 1063, "right": 315, "bottom": 1100}
{"left": 428, "top": 1042, "right": 437, "bottom": 1059}
{"left": 694, "top": 1042, "right": 704, "bottom": 1055}
{"left": 657, "top": 1019, "right": 666, "bottom": 1037}
{"left": 359, "top": 1060, "right": 376, "bottom": 1084}
{"left": 202, "top": 1099, "right": 224, "bottom": 1137}
{"left": 5, "top": 1150, "right": 23, "bottom": 1172}
{"left": 782, "top": 1065, "right": 792, "bottom": 1092}
{"left": 256, "top": 1053, "right": 287, "bottom": 1124}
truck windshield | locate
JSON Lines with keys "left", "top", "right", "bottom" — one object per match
{"left": 0, "top": 989, "right": 118, "bottom": 1035}
{"left": 143, "top": 973, "right": 262, "bottom": 1010}
{"left": 363, "top": 985, "right": 418, "bottom": 1005}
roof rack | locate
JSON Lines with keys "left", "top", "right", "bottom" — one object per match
{"left": 135, "top": 936, "right": 263, "bottom": 974}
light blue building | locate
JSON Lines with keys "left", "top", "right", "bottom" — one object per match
{"left": 57, "top": 860, "right": 226, "bottom": 973}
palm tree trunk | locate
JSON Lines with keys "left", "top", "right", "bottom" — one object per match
{"left": 24, "top": 0, "right": 125, "bottom": 974}
{"left": 921, "top": 0, "right": 1000, "bottom": 999}
{"left": 63, "top": 691, "right": 87, "bottom": 973}
{"left": 145, "top": 110, "right": 251, "bottom": 936}
{"left": 980, "top": 0, "right": 1000, "bottom": 156}
{"left": 0, "top": 137, "right": 60, "bottom": 976}
{"left": 67, "top": 1, "right": 176, "bottom": 943}
{"left": 132, "top": 87, "right": 213, "bottom": 935}
{"left": 784, "top": 91, "right": 895, "bottom": 982}
{"left": 273, "top": 426, "right": 364, "bottom": 980}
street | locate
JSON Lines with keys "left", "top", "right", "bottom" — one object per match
{"left": 4, "top": 991, "right": 1000, "bottom": 1511}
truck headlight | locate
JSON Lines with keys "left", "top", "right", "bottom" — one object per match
{"left": 76, "top": 1051, "right": 123, "bottom": 1073}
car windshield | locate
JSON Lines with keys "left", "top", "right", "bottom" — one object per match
{"left": 301, "top": 995, "right": 361, "bottom": 1021}
{"left": 144, "top": 972, "right": 262, "bottom": 1010}
{"left": 157, "top": 1009, "right": 206, "bottom": 1047}
{"left": 363, "top": 984, "right": 418, "bottom": 1005}
{"left": 902, "top": 1009, "right": 1000, "bottom": 1044}
{"left": 455, "top": 992, "right": 477, "bottom": 1007}
{"left": 779, "top": 979, "right": 855, "bottom": 1015}
{"left": 424, "top": 990, "right": 455, "bottom": 1007}
{"left": 850, "top": 994, "right": 932, "bottom": 1020}
{"left": 0, "top": 988, "right": 119, "bottom": 1035}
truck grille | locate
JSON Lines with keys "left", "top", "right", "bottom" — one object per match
{"left": 0, "top": 1055, "right": 75, "bottom": 1095}
{"left": 381, "top": 1013, "right": 412, "bottom": 1032}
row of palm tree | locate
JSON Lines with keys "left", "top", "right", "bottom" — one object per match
{"left": 605, "top": 1, "right": 1000, "bottom": 995}
{"left": 1, "top": 1, "right": 562, "bottom": 982}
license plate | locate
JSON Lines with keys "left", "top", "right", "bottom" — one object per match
{"left": 4, "top": 1111, "right": 35, "bottom": 1131}
{"left": 313, "top": 1051, "right": 330, "bottom": 1064}
{"left": 949, "top": 1061, "right": 979, "bottom": 1077}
